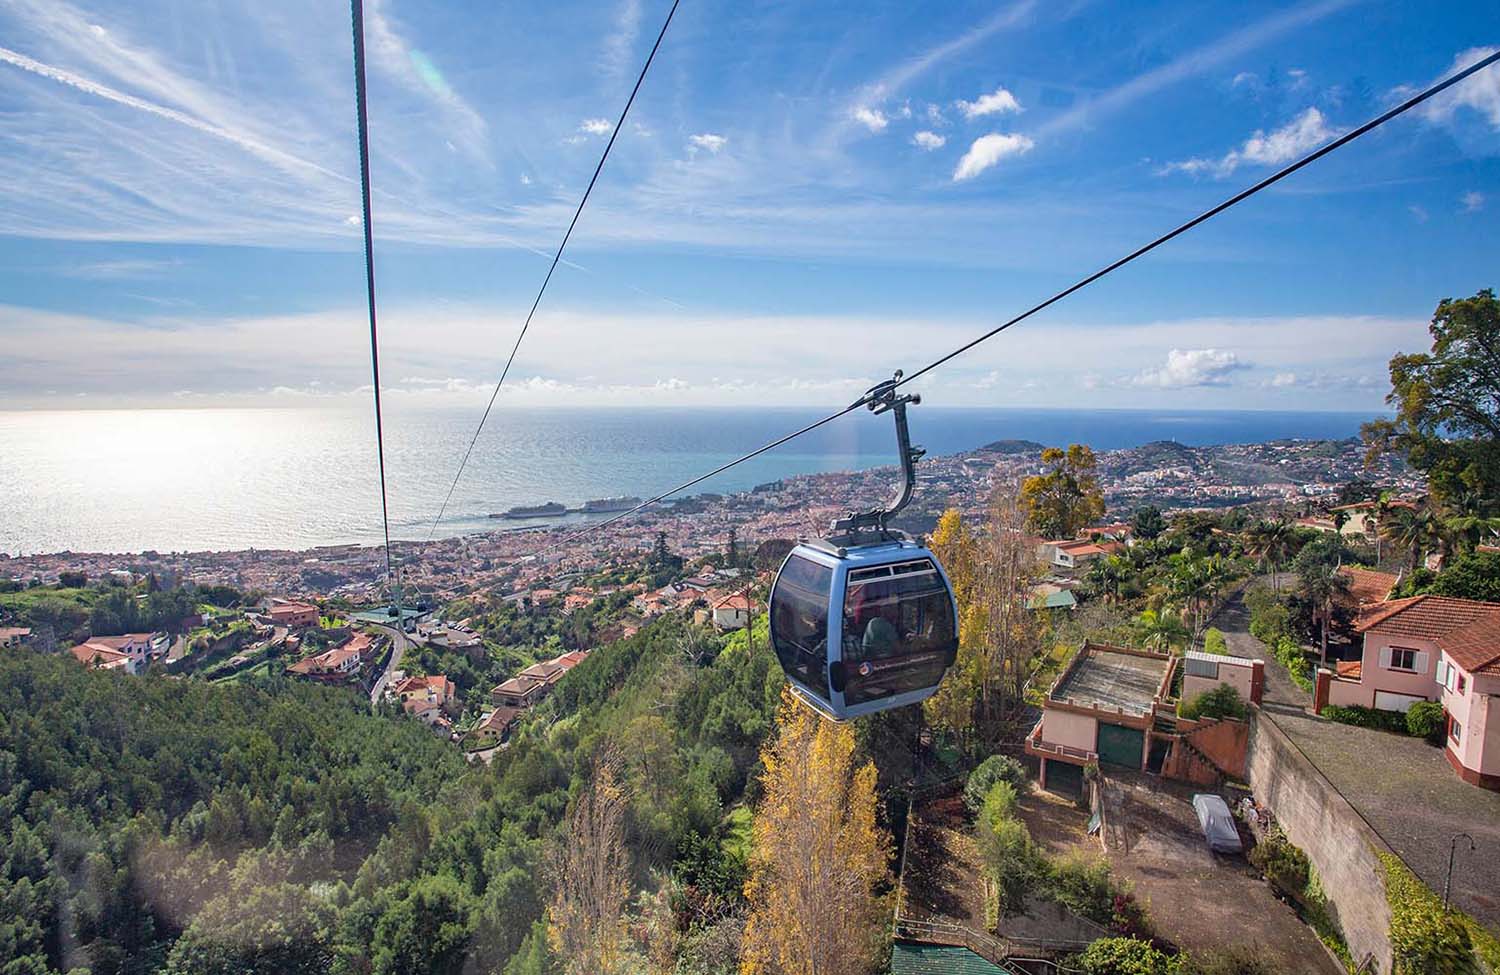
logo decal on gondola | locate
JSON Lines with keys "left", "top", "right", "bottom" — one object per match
{"left": 857, "top": 651, "right": 942, "bottom": 675}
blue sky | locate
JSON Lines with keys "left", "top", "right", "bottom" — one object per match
{"left": 0, "top": 0, "right": 1496, "bottom": 412}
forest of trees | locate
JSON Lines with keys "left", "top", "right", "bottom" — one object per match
{"left": 0, "top": 599, "right": 795, "bottom": 974}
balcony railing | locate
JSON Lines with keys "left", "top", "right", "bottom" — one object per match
{"left": 1024, "top": 718, "right": 1098, "bottom": 763}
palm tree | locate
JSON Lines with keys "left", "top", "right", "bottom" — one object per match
{"left": 1380, "top": 502, "right": 1441, "bottom": 574}
{"left": 1086, "top": 555, "right": 1129, "bottom": 606}
{"left": 1436, "top": 486, "right": 1500, "bottom": 556}
{"left": 1244, "top": 518, "right": 1296, "bottom": 591}
{"left": 1298, "top": 560, "right": 1352, "bottom": 667}
{"left": 1132, "top": 608, "right": 1189, "bottom": 653}
{"left": 1167, "top": 555, "right": 1216, "bottom": 640}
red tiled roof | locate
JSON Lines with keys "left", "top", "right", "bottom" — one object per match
{"left": 86, "top": 633, "right": 153, "bottom": 650}
{"left": 1437, "top": 614, "right": 1500, "bottom": 676}
{"left": 1335, "top": 660, "right": 1362, "bottom": 679}
{"left": 69, "top": 642, "right": 130, "bottom": 667}
{"left": 1341, "top": 567, "right": 1398, "bottom": 606}
{"left": 1355, "top": 595, "right": 1500, "bottom": 640}
{"left": 1355, "top": 594, "right": 1500, "bottom": 676}
{"left": 476, "top": 706, "right": 522, "bottom": 733}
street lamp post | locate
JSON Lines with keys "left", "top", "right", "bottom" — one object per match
{"left": 1443, "top": 832, "right": 1475, "bottom": 911}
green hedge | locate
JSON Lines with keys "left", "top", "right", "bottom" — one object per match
{"left": 1322, "top": 704, "right": 1411, "bottom": 735}
{"left": 1272, "top": 635, "right": 1313, "bottom": 692}
{"left": 1202, "top": 628, "right": 1229, "bottom": 655}
{"left": 1380, "top": 852, "right": 1478, "bottom": 974}
{"left": 1322, "top": 702, "right": 1445, "bottom": 741}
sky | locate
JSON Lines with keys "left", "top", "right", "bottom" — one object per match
{"left": 0, "top": 0, "right": 1497, "bottom": 413}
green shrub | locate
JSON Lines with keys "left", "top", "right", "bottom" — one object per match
{"left": 963, "top": 754, "right": 1027, "bottom": 812}
{"left": 1323, "top": 704, "right": 1411, "bottom": 735}
{"left": 980, "top": 781, "right": 1019, "bottom": 831}
{"left": 1047, "top": 852, "right": 1123, "bottom": 927}
{"left": 1405, "top": 700, "right": 1445, "bottom": 742}
{"left": 1202, "top": 628, "right": 1229, "bottom": 655}
{"left": 1272, "top": 635, "right": 1313, "bottom": 691}
{"left": 977, "top": 813, "right": 1041, "bottom": 918}
{"left": 1381, "top": 852, "right": 1478, "bottom": 975}
{"left": 1179, "top": 685, "right": 1249, "bottom": 721}
{"left": 1248, "top": 598, "right": 1291, "bottom": 646}
{"left": 1247, "top": 829, "right": 1309, "bottom": 897}
{"left": 1077, "top": 937, "right": 1178, "bottom": 975}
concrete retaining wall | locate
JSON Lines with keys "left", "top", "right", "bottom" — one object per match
{"left": 1247, "top": 713, "right": 1392, "bottom": 973}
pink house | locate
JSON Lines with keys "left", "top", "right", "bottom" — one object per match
{"left": 1317, "top": 595, "right": 1500, "bottom": 790}
{"left": 1434, "top": 611, "right": 1500, "bottom": 790}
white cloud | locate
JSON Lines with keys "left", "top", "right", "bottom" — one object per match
{"left": 851, "top": 106, "right": 888, "bottom": 132}
{"left": 1232, "top": 71, "right": 1257, "bottom": 88}
{"left": 1162, "top": 107, "right": 1331, "bottom": 177}
{"left": 63, "top": 258, "right": 179, "bottom": 279}
{"left": 912, "top": 131, "right": 946, "bottom": 151}
{"left": 952, "top": 133, "right": 1034, "bottom": 181}
{"left": 1409, "top": 205, "right": 1429, "bottom": 223}
{"left": 1132, "top": 348, "right": 1246, "bottom": 388}
{"left": 1270, "top": 371, "right": 1298, "bottom": 387}
{"left": 1417, "top": 46, "right": 1500, "bottom": 129}
{"left": 1462, "top": 190, "right": 1485, "bottom": 213}
{"left": 925, "top": 103, "right": 947, "bottom": 126}
{"left": 956, "top": 86, "right": 1022, "bottom": 119}
{"left": 687, "top": 133, "right": 727, "bottom": 154}
{"left": 579, "top": 118, "right": 614, "bottom": 135}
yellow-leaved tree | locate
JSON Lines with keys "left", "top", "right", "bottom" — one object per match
{"left": 1019, "top": 444, "right": 1105, "bottom": 540}
{"left": 924, "top": 485, "right": 1042, "bottom": 748}
{"left": 548, "top": 749, "right": 631, "bottom": 975}
{"left": 741, "top": 688, "right": 891, "bottom": 975}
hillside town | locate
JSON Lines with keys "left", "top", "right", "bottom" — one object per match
{"left": 4, "top": 399, "right": 1497, "bottom": 975}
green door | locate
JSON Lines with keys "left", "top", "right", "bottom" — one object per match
{"left": 1097, "top": 722, "right": 1145, "bottom": 769}
{"left": 1045, "top": 759, "right": 1084, "bottom": 797}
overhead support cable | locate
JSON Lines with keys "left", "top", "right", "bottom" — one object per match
{"left": 425, "top": 0, "right": 684, "bottom": 543}
{"left": 349, "top": 0, "right": 394, "bottom": 585}
{"left": 562, "top": 48, "right": 1500, "bottom": 545}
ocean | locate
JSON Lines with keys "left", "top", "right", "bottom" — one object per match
{"left": 0, "top": 405, "right": 1377, "bottom": 556}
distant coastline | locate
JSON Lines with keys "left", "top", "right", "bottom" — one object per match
{"left": 0, "top": 405, "right": 1382, "bottom": 557}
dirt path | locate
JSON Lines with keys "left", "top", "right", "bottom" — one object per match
{"left": 1102, "top": 773, "right": 1344, "bottom": 974}
{"left": 901, "top": 794, "right": 986, "bottom": 926}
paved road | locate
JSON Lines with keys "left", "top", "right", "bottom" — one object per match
{"left": 1211, "top": 576, "right": 1309, "bottom": 712}
{"left": 368, "top": 624, "right": 409, "bottom": 708}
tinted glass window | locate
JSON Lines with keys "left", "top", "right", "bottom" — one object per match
{"left": 770, "top": 554, "right": 831, "bottom": 696}
{"left": 841, "top": 559, "right": 955, "bottom": 705}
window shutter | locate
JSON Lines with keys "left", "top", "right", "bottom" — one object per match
{"left": 1414, "top": 651, "right": 1429, "bottom": 676}
{"left": 1378, "top": 647, "right": 1392, "bottom": 669}
{"left": 1436, "top": 659, "right": 1447, "bottom": 687}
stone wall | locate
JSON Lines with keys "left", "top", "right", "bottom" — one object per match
{"left": 1247, "top": 713, "right": 1392, "bottom": 973}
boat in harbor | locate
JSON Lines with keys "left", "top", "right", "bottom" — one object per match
{"left": 491, "top": 501, "right": 567, "bottom": 519}
{"left": 582, "top": 496, "right": 643, "bottom": 513}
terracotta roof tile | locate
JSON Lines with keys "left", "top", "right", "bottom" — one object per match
{"left": 1341, "top": 567, "right": 1398, "bottom": 606}
{"left": 1436, "top": 614, "right": 1500, "bottom": 675}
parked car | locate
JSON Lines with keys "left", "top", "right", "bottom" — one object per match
{"left": 1192, "top": 793, "right": 1243, "bottom": 854}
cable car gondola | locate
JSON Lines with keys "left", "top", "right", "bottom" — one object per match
{"left": 768, "top": 373, "right": 958, "bottom": 720}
